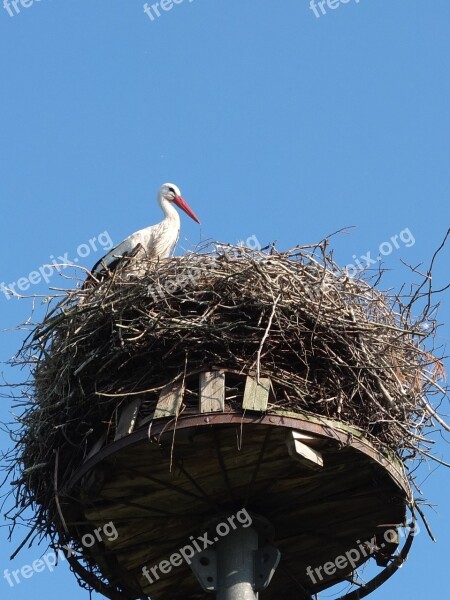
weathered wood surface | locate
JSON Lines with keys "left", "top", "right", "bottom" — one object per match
{"left": 115, "top": 399, "right": 142, "bottom": 440}
{"left": 153, "top": 382, "right": 184, "bottom": 419}
{"left": 286, "top": 430, "right": 324, "bottom": 470}
{"left": 242, "top": 376, "right": 270, "bottom": 411}
{"left": 84, "top": 432, "right": 107, "bottom": 461}
{"left": 70, "top": 419, "right": 409, "bottom": 600}
{"left": 199, "top": 371, "right": 225, "bottom": 413}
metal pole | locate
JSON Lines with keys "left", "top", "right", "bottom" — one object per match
{"left": 189, "top": 515, "right": 280, "bottom": 599}
{"left": 216, "top": 526, "right": 259, "bottom": 600}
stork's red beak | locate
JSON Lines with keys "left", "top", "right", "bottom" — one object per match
{"left": 173, "top": 195, "right": 201, "bottom": 224}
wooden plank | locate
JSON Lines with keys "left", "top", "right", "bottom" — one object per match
{"left": 153, "top": 381, "right": 184, "bottom": 419}
{"left": 242, "top": 376, "right": 270, "bottom": 411}
{"left": 84, "top": 432, "right": 107, "bottom": 461}
{"left": 284, "top": 430, "right": 326, "bottom": 448}
{"left": 115, "top": 398, "right": 142, "bottom": 440}
{"left": 374, "top": 528, "right": 399, "bottom": 566}
{"left": 286, "top": 430, "right": 324, "bottom": 470}
{"left": 199, "top": 371, "right": 225, "bottom": 413}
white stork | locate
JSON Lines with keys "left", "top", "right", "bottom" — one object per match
{"left": 87, "top": 183, "right": 200, "bottom": 283}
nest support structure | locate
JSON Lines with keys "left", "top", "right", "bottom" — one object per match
{"left": 3, "top": 242, "right": 448, "bottom": 600}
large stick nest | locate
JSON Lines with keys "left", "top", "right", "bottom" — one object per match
{"left": 2, "top": 241, "right": 449, "bottom": 555}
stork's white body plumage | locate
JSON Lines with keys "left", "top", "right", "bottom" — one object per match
{"left": 89, "top": 183, "right": 200, "bottom": 280}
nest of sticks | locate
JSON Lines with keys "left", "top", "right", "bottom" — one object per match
{"left": 3, "top": 241, "right": 449, "bottom": 556}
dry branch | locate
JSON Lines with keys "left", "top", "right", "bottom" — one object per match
{"left": 1, "top": 240, "right": 449, "bottom": 564}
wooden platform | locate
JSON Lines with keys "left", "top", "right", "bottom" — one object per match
{"left": 63, "top": 407, "right": 412, "bottom": 600}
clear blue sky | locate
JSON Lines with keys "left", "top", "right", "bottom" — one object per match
{"left": 1, "top": 1, "right": 449, "bottom": 598}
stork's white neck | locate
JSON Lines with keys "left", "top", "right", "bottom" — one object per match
{"left": 158, "top": 196, "right": 180, "bottom": 223}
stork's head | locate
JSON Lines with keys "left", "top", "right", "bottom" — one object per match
{"left": 159, "top": 183, "right": 201, "bottom": 224}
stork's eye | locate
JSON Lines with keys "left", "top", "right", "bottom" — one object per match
{"left": 167, "top": 187, "right": 175, "bottom": 194}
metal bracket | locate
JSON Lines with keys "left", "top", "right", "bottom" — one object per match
{"left": 254, "top": 545, "right": 281, "bottom": 591}
{"left": 191, "top": 544, "right": 280, "bottom": 594}
{"left": 189, "top": 518, "right": 280, "bottom": 599}
{"left": 190, "top": 549, "right": 218, "bottom": 592}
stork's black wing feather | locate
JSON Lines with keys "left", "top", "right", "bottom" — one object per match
{"left": 85, "top": 243, "right": 144, "bottom": 286}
